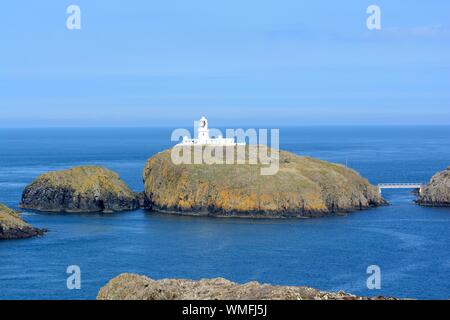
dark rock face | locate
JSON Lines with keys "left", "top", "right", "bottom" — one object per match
{"left": 21, "top": 166, "right": 140, "bottom": 213}
{"left": 0, "top": 204, "right": 46, "bottom": 240}
{"left": 0, "top": 226, "right": 46, "bottom": 240}
{"left": 417, "top": 167, "right": 450, "bottom": 207}
{"left": 142, "top": 146, "right": 386, "bottom": 218}
{"left": 135, "top": 192, "right": 151, "bottom": 209}
{"left": 97, "top": 273, "right": 396, "bottom": 300}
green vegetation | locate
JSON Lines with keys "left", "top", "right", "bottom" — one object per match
{"left": 0, "top": 203, "right": 29, "bottom": 229}
{"left": 0, "top": 203, "right": 44, "bottom": 239}
{"left": 143, "top": 146, "right": 385, "bottom": 217}
{"left": 33, "top": 166, "right": 133, "bottom": 196}
{"left": 21, "top": 166, "right": 139, "bottom": 213}
{"left": 418, "top": 166, "right": 450, "bottom": 206}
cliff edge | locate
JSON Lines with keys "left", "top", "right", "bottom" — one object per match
{"left": 0, "top": 203, "right": 45, "bottom": 240}
{"left": 21, "top": 166, "right": 140, "bottom": 213}
{"left": 97, "top": 273, "right": 395, "bottom": 300}
{"left": 143, "top": 146, "right": 385, "bottom": 218}
{"left": 417, "top": 166, "right": 450, "bottom": 207}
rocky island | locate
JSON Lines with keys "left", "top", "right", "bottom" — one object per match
{"left": 142, "top": 146, "right": 386, "bottom": 218}
{"left": 21, "top": 166, "right": 140, "bottom": 213}
{"left": 97, "top": 273, "right": 394, "bottom": 300}
{"left": 0, "top": 203, "right": 45, "bottom": 240}
{"left": 417, "top": 166, "right": 450, "bottom": 207}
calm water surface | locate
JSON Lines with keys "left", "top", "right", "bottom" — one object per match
{"left": 0, "top": 126, "right": 449, "bottom": 299}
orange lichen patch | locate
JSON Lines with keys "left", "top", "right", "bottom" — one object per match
{"left": 143, "top": 146, "right": 385, "bottom": 217}
{"left": 31, "top": 166, "right": 134, "bottom": 197}
{"left": 0, "top": 204, "right": 29, "bottom": 229}
{"left": 418, "top": 167, "right": 450, "bottom": 206}
{"left": 21, "top": 166, "right": 139, "bottom": 213}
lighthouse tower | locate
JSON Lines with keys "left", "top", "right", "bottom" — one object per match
{"left": 198, "top": 116, "right": 209, "bottom": 143}
{"left": 177, "top": 116, "right": 244, "bottom": 146}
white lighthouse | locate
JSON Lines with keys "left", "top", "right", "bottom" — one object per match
{"left": 197, "top": 116, "right": 209, "bottom": 143}
{"left": 177, "top": 116, "right": 244, "bottom": 146}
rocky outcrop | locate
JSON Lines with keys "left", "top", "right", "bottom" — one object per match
{"left": 97, "top": 273, "right": 395, "bottom": 300}
{"left": 142, "top": 146, "right": 386, "bottom": 218}
{"left": 417, "top": 167, "right": 450, "bottom": 207}
{"left": 0, "top": 204, "right": 45, "bottom": 240}
{"left": 21, "top": 166, "right": 140, "bottom": 213}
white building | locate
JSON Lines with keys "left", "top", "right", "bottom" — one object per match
{"left": 177, "top": 116, "right": 244, "bottom": 146}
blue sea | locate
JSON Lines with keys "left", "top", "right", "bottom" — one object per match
{"left": 0, "top": 126, "right": 449, "bottom": 300}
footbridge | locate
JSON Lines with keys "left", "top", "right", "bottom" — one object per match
{"left": 377, "top": 183, "right": 424, "bottom": 195}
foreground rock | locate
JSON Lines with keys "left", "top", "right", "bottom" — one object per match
{"left": 417, "top": 167, "right": 450, "bottom": 207}
{"left": 97, "top": 273, "right": 394, "bottom": 300}
{"left": 0, "top": 204, "right": 45, "bottom": 240}
{"left": 143, "top": 146, "right": 386, "bottom": 217}
{"left": 21, "top": 166, "right": 140, "bottom": 213}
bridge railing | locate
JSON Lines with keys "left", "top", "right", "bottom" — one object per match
{"left": 377, "top": 183, "right": 425, "bottom": 195}
{"left": 378, "top": 183, "right": 423, "bottom": 188}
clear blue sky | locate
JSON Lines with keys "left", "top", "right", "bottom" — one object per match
{"left": 1, "top": 0, "right": 449, "bottom": 127}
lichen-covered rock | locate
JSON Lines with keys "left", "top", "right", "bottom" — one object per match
{"left": 0, "top": 204, "right": 45, "bottom": 240}
{"left": 97, "top": 273, "right": 395, "bottom": 300}
{"left": 21, "top": 166, "right": 140, "bottom": 213}
{"left": 417, "top": 167, "right": 450, "bottom": 207}
{"left": 143, "top": 146, "right": 385, "bottom": 217}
